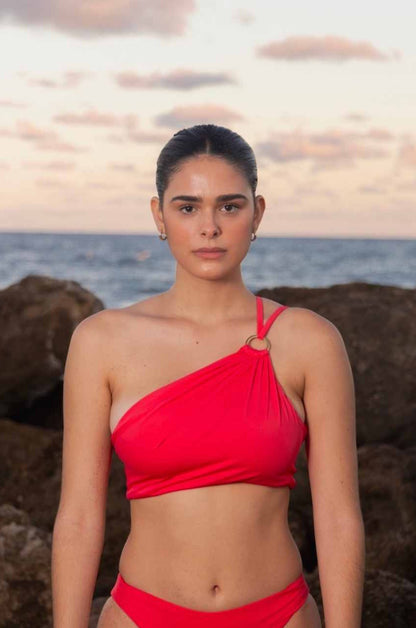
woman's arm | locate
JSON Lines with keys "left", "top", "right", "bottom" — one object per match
{"left": 51, "top": 311, "right": 113, "bottom": 628}
{"left": 300, "top": 309, "right": 365, "bottom": 627}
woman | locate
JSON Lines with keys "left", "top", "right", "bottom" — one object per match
{"left": 51, "top": 124, "right": 365, "bottom": 627}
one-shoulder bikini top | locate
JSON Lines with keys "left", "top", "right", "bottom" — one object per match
{"left": 111, "top": 296, "right": 308, "bottom": 500}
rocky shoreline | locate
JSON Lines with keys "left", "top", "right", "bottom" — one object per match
{"left": 1, "top": 275, "right": 415, "bottom": 627}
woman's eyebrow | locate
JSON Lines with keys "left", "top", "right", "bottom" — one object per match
{"left": 170, "top": 193, "right": 249, "bottom": 203}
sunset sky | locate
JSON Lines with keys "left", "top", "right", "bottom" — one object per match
{"left": 1, "top": 0, "right": 415, "bottom": 238}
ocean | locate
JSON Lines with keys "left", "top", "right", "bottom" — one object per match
{"left": 0, "top": 231, "right": 415, "bottom": 309}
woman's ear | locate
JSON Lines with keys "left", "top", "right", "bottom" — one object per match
{"left": 150, "top": 196, "right": 165, "bottom": 232}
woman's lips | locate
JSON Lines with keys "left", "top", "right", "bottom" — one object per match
{"left": 193, "top": 249, "right": 226, "bottom": 258}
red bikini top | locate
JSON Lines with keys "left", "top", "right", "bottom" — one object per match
{"left": 111, "top": 296, "right": 308, "bottom": 500}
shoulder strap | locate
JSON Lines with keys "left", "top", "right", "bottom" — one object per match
{"left": 256, "top": 296, "right": 288, "bottom": 339}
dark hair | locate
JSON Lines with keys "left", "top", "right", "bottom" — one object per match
{"left": 155, "top": 124, "right": 258, "bottom": 208}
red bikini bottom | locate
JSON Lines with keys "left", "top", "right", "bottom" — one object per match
{"left": 110, "top": 571, "right": 310, "bottom": 627}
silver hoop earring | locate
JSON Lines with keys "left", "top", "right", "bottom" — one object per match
{"left": 251, "top": 232, "right": 257, "bottom": 241}
{"left": 159, "top": 232, "right": 167, "bottom": 240}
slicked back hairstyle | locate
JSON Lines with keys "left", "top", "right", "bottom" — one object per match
{"left": 155, "top": 124, "right": 258, "bottom": 208}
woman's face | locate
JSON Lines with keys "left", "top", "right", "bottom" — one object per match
{"left": 151, "top": 154, "right": 265, "bottom": 279}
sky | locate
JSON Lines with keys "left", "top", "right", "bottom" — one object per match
{"left": 0, "top": 0, "right": 415, "bottom": 238}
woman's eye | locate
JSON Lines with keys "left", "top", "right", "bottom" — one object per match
{"left": 179, "top": 204, "right": 239, "bottom": 214}
{"left": 223, "top": 204, "right": 239, "bottom": 212}
{"left": 180, "top": 205, "right": 195, "bottom": 214}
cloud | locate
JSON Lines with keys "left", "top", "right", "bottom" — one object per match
{"left": 233, "top": 9, "right": 255, "bottom": 25}
{"left": 35, "top": 178, "right": 70, "bottom": 189}
{"left": 23, "top": 160, "right": 77, "bottom": 170}
{"left": 395, "top": 181, "right": 416, "bottom": 192}
{"left": 27, "top": 71, "right": 91, "bottom": 88}
{"left": 0, "top": 0, "right": 195, "bottom": 38}
{"left": 36, "top": 140, "right": 87, "bottom": 153}
{"left": 365, "top": 128, "right": 394, "bottom": 141}
{"left": 16, "top": 120, "right": 56, "bottom": 142}
{"left": 15, "top": 120, "right": 87, "bottom": 152}
{"left": 109, "top": 162, "right": 137, "bottom": 172}
{"left": 256, "top": 128, "right": 391, "bottom": 165}
{"left": 86, "top": 181, "right": 120, "bottom": 190}
{"left": 0, "top": 99, "right": 27, "bottom": 108}
{"left": 53, "top": 109, "right": 138, "bottom": 128}
{"left": 106, "top": 129, "right": 166, "bottom": 144}
{"left": 257, "top": 35, "right": 391, "bottom": 62}
{"left": 154, "top": 104, "right": 243, "bottom": 128}
{"left": 344, "top": 112, "right": 369, "bottom": 123}
{"left": 358, "top": 185, "right": 385, "bottom": 194}
{"left": 398, "top": 143, "right": 416, "bottom": 167}
{"left": 114, "top": 68, "right": 236, "bottom": 90}
{"left": 0, "top": 126, "right": 14, "bottom": 137}
{"left": 293, "top": 184, "right": 336, "bottom": 198}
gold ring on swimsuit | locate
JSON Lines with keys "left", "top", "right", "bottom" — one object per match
{"left": 245, "top": 334, "right": 271, "bottom": 351}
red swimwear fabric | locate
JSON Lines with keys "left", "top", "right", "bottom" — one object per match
{"left": 111, "top": 571, "right": 310, "bottom": 628}
{"left": 111, "top": 296, "right": 308, "bottom": 499}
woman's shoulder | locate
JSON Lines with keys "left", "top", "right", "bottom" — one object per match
{"left": 74, "top": 293, "right": 166, "bottom": 336}
{"left": 261, "top": 296, "right": 343, "bottom": 346}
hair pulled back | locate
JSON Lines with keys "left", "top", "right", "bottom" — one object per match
{"left": 155, "top": 124, "right": 258, "bottom": 208}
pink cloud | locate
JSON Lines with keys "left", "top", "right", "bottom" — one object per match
{"left": 0, "top": 127, "right": 14, "bottom": 137}
{"left": 114, "top": 69, "right": 235, "bottom": 90}
{"left": 257, "top": 35, "right": 391, "bottom": 62}
{"left": 86, "top": 181, "right": 120, "bottom": 190}
{"left": 27, "top": 71, "right": 91, "bottom": 88}
{"left": 398, "top": 143, "right": 416, "bottom": 167}
{"left": 109, "top": 163, "right": 137, "bottom": 172}
{"left": 36, "top": 140, "right": 87, "bottom": 153}
{"left": 35, "top": 178, "right": 70, "bottom": 189}
{"left": 127, "top": 130, "right": 170, "bottom": 143}
{"left": 366, "top": 128, "right": 394, "bottom": 141}
{"left": 0, "top": 99, "right": 28, "bottom": 108}
{"left": 53, "top": 109, "right": 138, "bottom": 128}
{"left": 395, "top": 181, "right": 416, "bottom": 192}
{"left": 23, "top": 160, "right": 77, "bottom": 170}
{"left": 154, "top": 104, "right": 243, "bottom": 128}
{"left": 16, "top": 120, "right": 56, "bottom": 142}
{"left": 256, "top": 129, "right": 391, "bottom": 164}
{"left": 344, "top": 112, "right": 369, "bottom": 123}
{"left": 0, "top": 0, "right": 195, "bottom": 38}
{"left": 233, "top": 9, "right": 255, "bottom": 25}
{"left": 13, "top": 120, "right": 87, "bottom": 152}
{"left": 358, "top": 185, "right": 385, "bottom": 194}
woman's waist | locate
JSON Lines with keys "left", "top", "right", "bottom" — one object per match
{"left": 118, "top": 513, "right": 304, "bottom": 606}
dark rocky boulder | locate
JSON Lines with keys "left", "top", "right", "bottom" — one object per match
{"left": 291, "top": 441, "right": 416, "bottom": 583}
{"left": 305, "top": 566, "right": 416, "bottom": 627}
{"left": 0, "top": 504, "right": 52, "bottom": 628}
{"left": 0, "top": 418, "right": 129, "bottom": 596}
{"left": 0, "top": 275, "right": 104, "bottom": 428}
{"left": 357, "top": 443, "right": 416, "bottom": 582}
{"left": 259, "top": 282, "right": 416, "bottom": 449}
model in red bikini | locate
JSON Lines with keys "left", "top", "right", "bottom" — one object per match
{"left": 52, "top": 124, "right": 365, "bottom": 628}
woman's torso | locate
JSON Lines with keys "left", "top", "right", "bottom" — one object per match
{"left": 107, "top": 293, "right": 307, "bottom": 611}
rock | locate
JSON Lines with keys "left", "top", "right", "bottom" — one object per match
{"left": 0, "top": 418, "right": 129, "bottom": 595}
{"left": 88, "top": 597, "right": 108, "bottom": 628}
{"left": 306, "top": 566, "right": 416, "bottom": 627}
{"left": 0, "top": 504, "right": 52, "bottom": 628}
{"left": 290, "top": 443, "right": 316, "bottom": 571}
{"left": 0, "top": 419, "right": 63, "bottom": 530}
{"left": 362, "top": 569, "right": 416, "bottom": 627}
{"left": 259, "top": 282, "right": 416, "bottom": 448}
{"left": 0, "top": 274, "right": 104, "bottom": 428}
{"left": 291, "top": 441, "right": 416, "bottom": 583}
{"left": 358, "top": 443, "right": 416, "bottom": 582}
